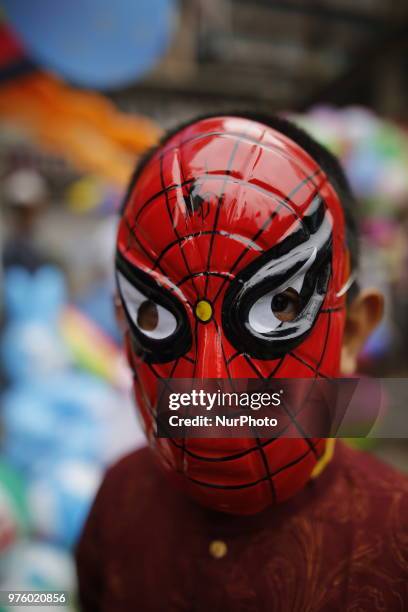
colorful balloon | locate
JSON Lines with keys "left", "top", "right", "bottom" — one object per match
{"left": 3, "top": 0, "right": 176, "bottom": 89}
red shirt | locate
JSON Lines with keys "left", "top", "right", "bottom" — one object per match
{"left": 76, "top": 442, "right": 408, "bottom": 611}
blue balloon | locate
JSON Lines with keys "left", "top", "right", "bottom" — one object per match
{"left": 3, "top": 0, "right": 176, "bottom": 89}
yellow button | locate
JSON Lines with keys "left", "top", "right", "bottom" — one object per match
{"left": 209, "top": 539, "right": 227, "bottom": 559}
{"left": 195, "top": 299, "right": 213, "bottom": 322}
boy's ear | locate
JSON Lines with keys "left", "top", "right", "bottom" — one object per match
{"left": 114, "top": 293, "right": 129, "bottom": 335}
{"left": 340, "top": 288, "right": 384, "bottom": 375}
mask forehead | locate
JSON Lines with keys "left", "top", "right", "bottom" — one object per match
{"left": 118, "top": 116, "right": 346, "bottom": 304}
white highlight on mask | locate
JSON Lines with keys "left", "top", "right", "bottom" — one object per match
{"left": 335, "top": 272, "right": 357, "bottom": 298}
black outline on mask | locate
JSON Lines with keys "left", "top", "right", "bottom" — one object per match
{"left": 222, "top": 197, "right": 332, "bottom": 359}
{"left": 116, "top": 251, "right": 192, "bottom": 364}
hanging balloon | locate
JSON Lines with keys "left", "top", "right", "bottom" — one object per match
{"left": 2, "top": 0, "right": 176, "bottom": 89}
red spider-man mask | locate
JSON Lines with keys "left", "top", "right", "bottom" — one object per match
{"left": 116, "top": 116, "right": 350, "bottom": 515}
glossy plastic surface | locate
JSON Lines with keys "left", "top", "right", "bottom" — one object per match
{"left": 116, "top": 116, "right": 348, "bottom": 514}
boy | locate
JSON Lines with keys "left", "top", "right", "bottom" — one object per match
{"left": 76, "top": 113, "right": 408, "bottom": 611}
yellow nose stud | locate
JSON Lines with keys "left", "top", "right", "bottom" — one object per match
{"left": 195, "top": 299, "right": 213, "bottom": 323}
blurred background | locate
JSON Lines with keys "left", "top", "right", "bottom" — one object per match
{"left": 1, "top": 0, "right": 408, "bottom": 608}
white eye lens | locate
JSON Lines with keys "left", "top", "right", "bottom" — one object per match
{"left": 117, "top": 271, "right": 177, "bottom": 340}
{"left": 248, "top": 293, "right": 281, "bottom": 333}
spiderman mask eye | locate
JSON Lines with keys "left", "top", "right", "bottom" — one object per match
{"left": 222, "top": 198, "right": 333, "bottom": 360}
{"left": 248, "top": 283, "right": 304, "bottom": 332}
{"left": 116, "top": 252, "right": 192, "bottom": 363}
{"left": 117, "top": 273, "right": 177, "bottom": 340}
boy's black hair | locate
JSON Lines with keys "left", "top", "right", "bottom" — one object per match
{"left": 121, "top": 112, "right": 359, "bottom": 277}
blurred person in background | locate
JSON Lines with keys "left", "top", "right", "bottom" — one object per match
{"left": 2, "top": 168, "right": 50, "bottom": 273}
